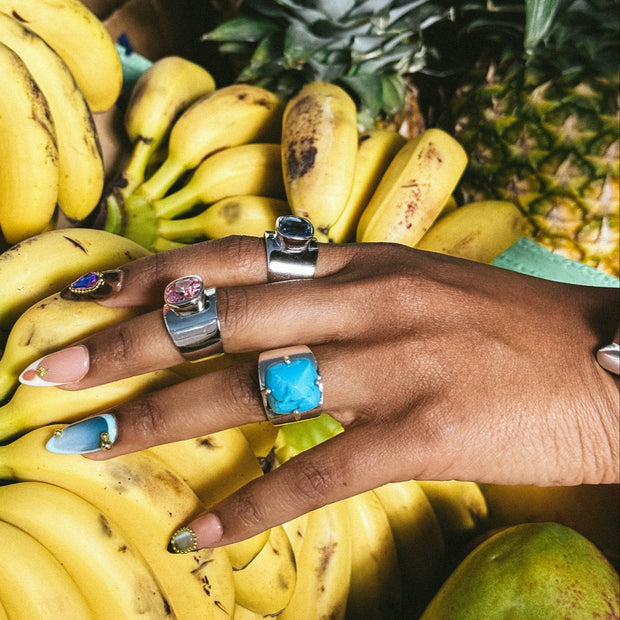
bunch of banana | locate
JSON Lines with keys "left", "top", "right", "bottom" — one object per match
{"left": 104, "top": 77, "right": 286, "bottom": 251}
{"left": 0, "top": 0, "right": 121, "bottom": 241}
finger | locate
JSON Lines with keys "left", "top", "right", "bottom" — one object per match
{"left": 168, "top": 425, "right": 409, "bottom": 550}
{"left": 60, "top": 235, "right": 350, "bottom": 308}
{"left": 21, "top": 255, "right": 390, "bottom": 391}
{"left": 59, "top": 342, "right": 378, "bottom": 459}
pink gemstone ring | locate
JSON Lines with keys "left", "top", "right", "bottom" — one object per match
{"left": 162, "top": 275, "right": 222, "bottom": 360}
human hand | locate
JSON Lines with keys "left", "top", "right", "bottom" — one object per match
{"left": 18, "top": 234, "right": 619, "bottom": 550}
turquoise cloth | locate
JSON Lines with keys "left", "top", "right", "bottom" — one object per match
{"left": 493, "top": 237, "right": 619, "bottom": 288}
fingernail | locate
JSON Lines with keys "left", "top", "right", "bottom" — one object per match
{"left": 45, "top": 413, "right": 117, "bottom": 454}
{"left": 168, "top": 514, "right": 223, "bottom": 554}
{"left": 60, "top": 270, "right": 123, "bottom": 301}
{"left": 19, "top": 345, "right": 89, "bottom": 386}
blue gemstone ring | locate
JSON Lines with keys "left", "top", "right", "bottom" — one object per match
{"left": 258, "top": 345, "right": 323, "bottom": 425}
{"left": 265, "top": 215, "right": 319, "bottom": 282}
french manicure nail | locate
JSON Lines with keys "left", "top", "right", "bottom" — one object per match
{"left": 19, "top": 345, "right": 89, "bottom": 386}
{"left": 168, "top": 513, "right": 223, "bottom": 554}
{"left": 45, "top": 413, "right": 117, "bottom": 454}
{"left": 60, "top": 270, "right": 123, "bottom": 301}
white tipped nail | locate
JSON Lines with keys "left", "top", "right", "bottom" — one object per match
{"left": 19, "top": 345, "right": 89, "bottom": 387}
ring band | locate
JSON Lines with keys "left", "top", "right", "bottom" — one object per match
{"left": 265, "top": 215, "right": 318, "bottom": 282}
{"left": 162, "top": 275, "right": 222, "bottom": 361}
{"left": 258, "top": 345, "right": 323, "bottom": 425}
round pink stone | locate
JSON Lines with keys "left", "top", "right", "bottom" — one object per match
{"left": 165, "top": 275, "right": 203, "bottom": 305}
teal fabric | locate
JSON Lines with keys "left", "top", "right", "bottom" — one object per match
{"left": 116, "top": 43, "right": 152, "bottom": 97}
{"left": 493, "top": 237, "right": 619, "bottom": 288}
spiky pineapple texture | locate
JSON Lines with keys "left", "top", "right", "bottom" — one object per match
{"left": 450, "top": 0, "right": 619, "bottom": 275}
{"left": 202, "top": 0, "right": 457, "bottom": 128}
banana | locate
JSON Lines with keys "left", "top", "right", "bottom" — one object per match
{"left": 238, "top": 420, "right": 279, "bottom": 459}
{"left": 0, "top": 425, "right": 235, "bottom": 619}
{"left": 325, "top": 129, "right": 407, "bottom": 243}
{"left": 415, "top": 200, "right": 527, "bottom": 263}
{"left": 356, "top": 128, "right": 468, "bottom": 245}
{"left": 417, "top": 480, "right": 489, "bottom": 541}
{"left": 0, "top": 293, "right": 142, "bottom": 403}
{"left": 157, "top": 195, "right": 291, "bottom": 242}
{"left": 0, "top": 369, "right": 180, "bottom": 443}
{"left": 132, "top": 84, "right": 283, "bottom": 203}
{"left": 280, "top": 502, "right": 352, "bottom": 620}
{"left": 0, "top": 227, "right": 150, "bottom": 330}
{"left": 232, "top": 524, "right": 297, "bottom": 616}
{"left": 281, "top": 511, "right": 309, "bottom": 561}
{"left": 0, "top": 12, "right": 104, "bottom": 222}
{"left": 0, "top": 481, "right": 171, "bottom": 619}
{"left": 342, "top": 490, "right": 402, "bottom": 620}
{"left": 149, "top": 427, "right": 271, "bottom": 570}
{"left": 0, "top": 599, "right": 7, "bottom": 620}
{"left": 154, "top": 143, "right": 286, "bottom": 220}
{"left": 0, "top": 519, "right": 93, "bottom": 620}
{"left": 0, "top": 0, "right": 122, "bottom": 112}
{"left": 118, "top": 56, "right": 216, "bottom": 200}
{"left": 0, "top": 41, "right": 58, "bottom": 244}
{"left": 373, "top": 480, "right": 445, "bottom": 616}
{"left": 281, "top": 81, "right": 359, "bottom": 237}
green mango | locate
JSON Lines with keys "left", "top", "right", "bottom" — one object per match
{"left": 421, "top": 522, "right": 619, "bottom": 619}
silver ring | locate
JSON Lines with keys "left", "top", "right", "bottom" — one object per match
{"left": 265, "top": 215, "right": 319, "bottom": 282}
{"left": 258, "top": 345, "right": 323, "bottom": 425}
{"left": 162, "top": 275, "right": 222, "bottom": 361}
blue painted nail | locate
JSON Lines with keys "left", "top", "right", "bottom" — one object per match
{"left": 46, "top": 414, "right": 117, "bottom": 454}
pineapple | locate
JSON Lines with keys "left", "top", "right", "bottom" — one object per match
{"left": 204, "top": 0, "right": 619, "bottom": 276}
{"left": 449, "top": 0, "right": 619, "bottom": 276}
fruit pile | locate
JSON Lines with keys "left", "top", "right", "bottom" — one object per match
{"left": 0, "top": 0, "right": 618, "bottom": 617}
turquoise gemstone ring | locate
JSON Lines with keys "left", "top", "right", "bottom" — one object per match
{"left": 258, "top": 345, "right": 324, "bottom": 425}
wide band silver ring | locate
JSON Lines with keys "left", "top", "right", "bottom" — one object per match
{"left": 265, "top": 215, "right": 319, "bottom": 282}
{"left": 258, "top": 345, "right": 323, "bottom": 425}
{"left": 162, "top": 275, "right": 222, "bottom": 361}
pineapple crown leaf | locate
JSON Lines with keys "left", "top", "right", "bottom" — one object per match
{"left": 523, "top": 0, "right": 570, "bottom": 52}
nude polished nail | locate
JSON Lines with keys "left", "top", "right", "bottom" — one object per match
{"left": 19, "top": 345, "right": 89, "bottom": 386}
{"left": 168, "top": 514, "right": 223, "bottom": 554}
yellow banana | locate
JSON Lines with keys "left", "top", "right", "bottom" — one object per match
{"left": 232, "top": 604, "right": 263, "bottom": 619}
{"left": 0, "top": 12, "right": 104, "bottom": 222}
{"left": 356, "top": 128, "right": 468, "bottom": 245}
{"left": 232, "top": 524, "right": 297, "bottom": 616}
{"left": 0, "top": 293, "right": 142, "bottom": 403}
{"left": 373, "top": 480, "right": 445, "bottom": 616}
{"left": 0, "top": 0, "right": 122, "bottom": 112}
{"left": 280, "top": 502, "right": 352, "bottom": 620}
{"left": 0, "top": 481, "right": 171, "bottom": 619}
{"left": 154, "top": 143, "right": 286, "bottom": 219}
{"left": 0, "top": 425, "right": 235, "bottom": 619}
{"left": 0, "top": 41, "right": 58, "bottom": 244}
{"left": 281, "top": 81, "right": 359, "bottom": 236}
{"left": 132, "top": 84, "right": 283, "bottom": 203}
{"left": 417, "top": 480, "right": 489, "bottom": 541}
{"left": 281, "top": 511, "right": 309, "bottom": 561}
{"left": 0, "top": 369, "right": 180, "bottom": 443}
{"left": 0, "top": 227, "right": 150, "bottom": 330}
{"left": 325, "top": 129, "right": 407, "bottom": 243}
{"left": 415, "top": 200, "right": 527, "bottom": 263}
{"left": 149, "top": 427, "right": 271, "bottom": 570}
{"left": 343, "top": 490, "right": 403, "bottom": 619}
{"left": 157, "top": 195, "right": 290, "bottom": 242}
{"left": 0, "top": 519, "right": 93, "bottom": 620}
{"left": 238, "top": 420, "right": 279, "bottom": 459}
{"left": 118, "top": 55, "right": 216, "bottom": 200}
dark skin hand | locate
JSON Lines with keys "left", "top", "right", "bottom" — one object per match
{"left": 20, "top": 236, "right": 619, "bottom": 549}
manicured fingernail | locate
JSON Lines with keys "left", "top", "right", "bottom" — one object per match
{"left": 168, "top": 514, "right": 223, "bottom": 554}
{"left": 45, "top": 413, "right": 117, "bottom": 454}
{"left": 60, "top": 270, "right": 123, "bottom": 301}
{"left": 19, "top": 345, "right": 89, "bottom": 386}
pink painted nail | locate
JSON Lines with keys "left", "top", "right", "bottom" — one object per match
{"left": 168, "top": 513, "right": 223, "bottom": 553}
{"left": 19, "top": 345, "right": 90, "bottom": 386}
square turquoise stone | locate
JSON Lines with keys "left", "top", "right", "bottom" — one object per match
{"left": 265, "top": 358, "right": 321, "bottom": 414}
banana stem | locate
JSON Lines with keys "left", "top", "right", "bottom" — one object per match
{"left": 275, "top": 414, "right": 343, "bottom": 463}
{"left": 135, "top": 158, "right": 185, "bottom": 202}
{"left": 157, "top": 211, "right": 210, "bottom": 242}
{"left": 120, "top": 140, "right": 157, "bottom": 198}
{"left": 154, "top": 184, "right": 200, "bottom": 219}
